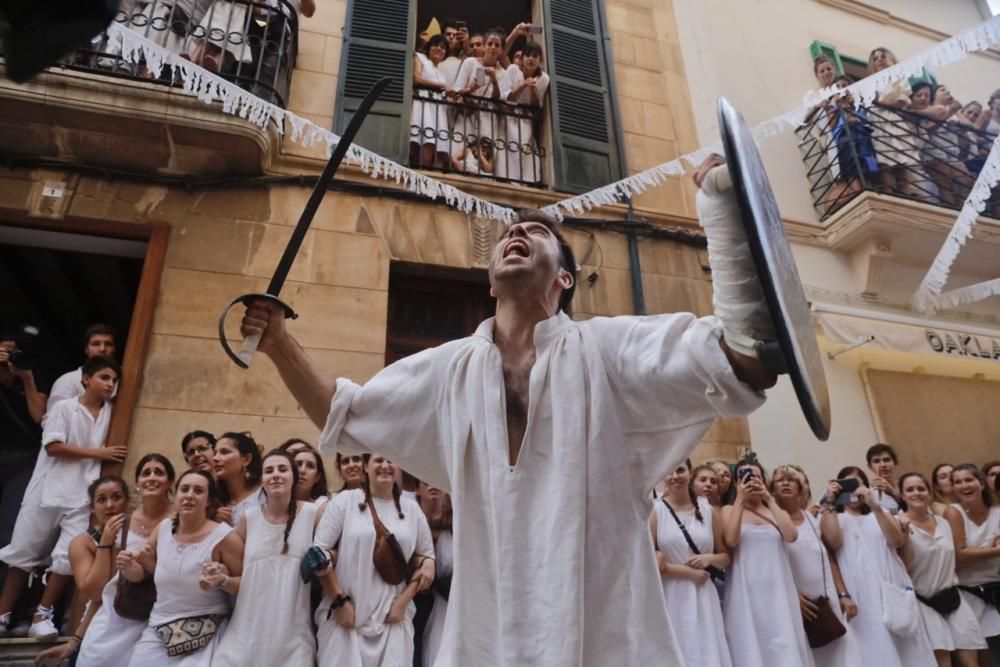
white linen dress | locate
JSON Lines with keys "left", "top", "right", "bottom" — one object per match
{"left": 211, "top": 503, "right": 318, "bottom": 666}
{"left": 836, "top": 512, "right": 936, "bottom": 667}
{"left": 127, "top": 522, "right": 233, "bottom": 667}
{"left": 411, "top": 53, "right": 451, "bottom": 155}
{"left": 77, "top": 528, "right": 149, "bottom": 667}
{"left": 451, "top": 59, "right": 506, "bottom": 162}
{"left": 784, "top": 512, "right": 862, "bottom": 667}
{"left": 500, "top": 66, "right": 549, "bottom": 183}
{"left": 319, "top": 312, "right": 765, "bottom": 667}
{"left": 313, "top": 489, "right": 434, "bottom": 667}
{"left": 654, "top": 497, "right": 731, "bottom": 667}
{"left": 908, "top": 515, "right": 986, "bottom": 651}
{"left": 422, "top": 529, "right": 452, "bottom": 667}
{"left": 723, "top": 519, "right": 813, "bottom": 667}
{"left": 953, "top": 505, "right": 1000, "bottom": 638}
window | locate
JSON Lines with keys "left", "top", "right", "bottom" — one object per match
{"left": 809, "top": 40, "right": 935, "bottom": 86}
{"left": 335, "top": 0, "right": 623, "bottom": 193}
{"left": 385, "top": 263, "right": 494, "bottom": 363}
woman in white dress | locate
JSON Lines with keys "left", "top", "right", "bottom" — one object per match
{"left": 827, "top": 466, "right": 936, "bottom": 667}
{"left": 212, "top": 450, "right": 319, "bottom": 666}
{"left": 943, "top": 464, "right": 1000, "bottom": 664}
{"left": 213, "top": 432, "right": 263, "bottom": 528}
{"left": 312, "top": 454, "right": 436, "bottom": 667}
{"left": 771, "top": 465, "right": 862, "bottom": 667}
{"left": 651, "top": 459, "right": 732, "bottom": 667}
{"left": 501, "top": 41, "right": 549, "bottom": 183}
{"left": 868, "top": 47, "right": 926, "bottom": 199}
{"left": 78, "top": 455, "right": 175, "bottom": 667}
{"left": 417, "top": 480, "right": 453, "bottom": 667}
{"left": 410, "top": 35, "right": 452, "bottom": 170}
{"left": 120, "top": 469, "right": 244, "bottom": 667}
{"left": 721, "top": 457, "right": 812, "bottom": 667}
{"left": 451, "top": 30, "right": 506, "bottom": 169}
{"left": 294, "top": 445, "right": 330, "bottom": 509}
{"left": 898, "top": 472, "right": 985, "bottom": 667}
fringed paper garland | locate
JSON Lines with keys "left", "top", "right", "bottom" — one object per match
{"left": 106, "top": 23, "right": 518, "bottom": 224}
{"left": 912, "top": 134, "right": 1000, "bottom": 314}
{"left": 930, "top": 278, "right": 1000, "bottom": 311}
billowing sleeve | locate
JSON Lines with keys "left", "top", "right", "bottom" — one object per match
{"left": 318, "top": 345, "right": 449, "bottom": 490}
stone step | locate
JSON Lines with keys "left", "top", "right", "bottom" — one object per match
{"left": 0, "top": 637, "right": 68, "bottom": 667}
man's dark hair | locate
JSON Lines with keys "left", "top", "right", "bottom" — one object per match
{"left": 82, "top": 355, "right": 120, "bottom": 379}
{"left": 515, "top": 209, "right": 577, "bottom": 314}
{"left": 182, "top": 430, "right": 217, "bottom": 457}
{"left": 442, "top": 17, "right": 460, "bottom": 31}
{"left": 83, "top": 323, "right": 116, "bottom": 347}
{"left": 866, "top": 443, "right": 898, "bottom": 465}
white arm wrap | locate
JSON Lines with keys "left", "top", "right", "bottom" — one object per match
{"left": 695, "top": 165, "right": 775, "bottom": 358}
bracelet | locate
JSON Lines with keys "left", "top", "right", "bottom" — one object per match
{"left": 837, "top": 591, "right": 851, "bottom": 599}
{"left": 97, "top": 544, "right": 113, "bottom": 549}
{"left": 217, "top": 575, "right": 229, "bottom": 590}
{"left": 331, "top": 594, "right": 352, "bottom": 610}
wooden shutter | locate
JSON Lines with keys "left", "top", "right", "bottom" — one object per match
{"left": 334, "top": 0, "right": 413, "bottom": 162}
{"left": 545, "top": 0, "right": 621, "bottom": 193}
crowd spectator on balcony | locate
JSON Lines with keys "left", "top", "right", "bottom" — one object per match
{"left": 721, "top": 456, "right": 812, "bottom": 666}
{"left": 439, "top": 19, "right": 466, "bottom": 87}
{"left": 213, "top": 432, "right": 264, "bottom": 528}
{"left": 312, "top": 454, "right": 435, "bottom": 667}
{"left": 77, "top": 455, "right": 175, "bottom": 667}
{"left": 452, "top": 31, "right": 507, "bottom": 166}
{"left": 118, "top": 469, "right": 244, "bottom": 666}
{"left": 652, "top": 460, "right": 732, "bottom": 667}
{"left": 943, "top": 464, "right": 1000, "bottom": 663}
{"left": 951, "top": 101, "right": 987, "bottom": 175}
{"left": 46, "top": 323, "right": 117, "bottom": 412}
{"left": 411, "top": 34, "right": 452, "bottom": 170}
{"left": 898, "top": 472, "right": 986, "bottom": 666}
{"left": 452, "top": 137, "right": 495, "bottom": 175}
{"left": 974, "top": 89, "right": 1000, "bottom": 136}
{"left": 184, "top": 0, "right": 255, "bottom": 72}
{"left": 814, "top": 55, "right": 837, "bottom": 89}
{"left": 212, "top": 449, "right": 319, "bottom": 666}
{"left": 825, "top": 75, "right": 879, "bottom": 210}
{"left": 867, "top": 47, "right": 924, "bottom": 200}
{"left": 910, "top": 82, "right": 971, "bottom": 207}
{"left": 502, "top": 40, "right": 549, "bottom": 183}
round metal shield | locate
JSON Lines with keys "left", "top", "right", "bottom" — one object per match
{"left": 717, "top": 97, "right": 831, "bottom": 441}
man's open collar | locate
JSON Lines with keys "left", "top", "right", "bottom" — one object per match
{"left": 474, "top": 311, "right": 573, "bottom": 347}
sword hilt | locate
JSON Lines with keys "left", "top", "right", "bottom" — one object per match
{"left": 218, "top": 293, "right": 299, "bottom": 369}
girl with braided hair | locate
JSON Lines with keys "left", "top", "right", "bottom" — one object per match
{"left": 650, "top": 459, "right": 732, "bottom": 667}
{"left": 313, "top": 454, "right": 435, "bottom": 667}
{"left": 212, "top": 450, "right": 318, "bottom": 666}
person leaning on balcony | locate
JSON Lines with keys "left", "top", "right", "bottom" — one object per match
{"left": 867, "top": 47, "right": 923, "bottom": 199}
{"left": 438, "top": 19, "right": 465, "bottom": 88}
{"left": 451, "top": 30, "right": 507, "bottom": 167}
{"left": 823, "top": 76, "right": 879, "bottom": 212}
{"left": 500, "top": 40, "right": 549, "bottom": 183}
{"left": 909, "top": 82, "right": 973, "bottom": 208}
{"left": 410, "top": 34, "right": 452, "bottom": 171}
{"left": 183, "top": 0, "right": 255, "bottom": 72}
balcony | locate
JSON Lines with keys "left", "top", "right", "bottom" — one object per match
{"left": 0, "top": 0, "right": 300, "bottom": 177}
{"left": 409, "top": 84, "right": 547, "bottom": 189}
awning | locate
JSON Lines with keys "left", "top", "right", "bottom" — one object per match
{"left": 813, "top": 303, "right": 1000, "bottom": 364}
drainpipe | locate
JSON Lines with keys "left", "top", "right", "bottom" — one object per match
{"left": 596, "top": 0, "right": 645, "bottom": 315}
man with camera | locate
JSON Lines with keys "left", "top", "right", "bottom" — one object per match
{"left": 0, "top": 328, "right": 48, "bottom": 583}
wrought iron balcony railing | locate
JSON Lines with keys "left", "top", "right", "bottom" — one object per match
{"left": 409, "top": 84, "right": 547, "bottom": 188}
{"left": 1, "top": 0, "right": 298, "bottom": 108}
{"left": 796, "top": 100, "right": 996, "bottom": 221}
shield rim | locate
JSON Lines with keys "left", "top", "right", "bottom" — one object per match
{"left": 717, "top": 96, "right": 831, "bottom": 441}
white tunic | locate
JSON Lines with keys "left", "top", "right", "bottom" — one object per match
{"left": 128, "top": 521, "right": 233, "bottom": 667}
{"left": 654, "top": 497, "right": 731, "bottom": 667}
{"left": 953, "top": 505, "right": 1000, "bottom": 637}
{"left": 227, "top": 488, "right": 265, "bottom": 529}
{"left": 499, "top": 66, "right": 549, "bottom": 183}
{"left": 908, "top": 515, "right": 987, "bottom": 651}
{"left": 422, "top": 530, "right": 453, "bottom": 667}
{"left": 213, "top": 503, "right": 318, "bottom": 666}
{"left": 411, "top": 53, "right": 451, "bottom": 153}
{"left": 784, "top": 513, "right": 862, "bottom": 667}
{"left": 78, "top": 529, "right": 149, "bottom": 667}
{"left": 836, "top": 512, "right": 936, "bottom": 667}
{"left": 36, "top": 397, "right": 112, "bottom": 508}
{"left": 723, "top": 520, "right": 813, "bottom": 667}
{"left": 319, "top": 312, "right": 764, "bottom": 666}
{"left": 313, "top": 489, "right": 434, "bottom": 667}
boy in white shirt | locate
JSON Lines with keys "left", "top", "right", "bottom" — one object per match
{"left": 0, "top": 356, "right": 125, "bottom": 639}
{"left": 45, "top": 323, "right": 117, "bottom": 412}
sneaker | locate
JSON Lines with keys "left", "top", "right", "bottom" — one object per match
{"left": 27, "top": 607, "right": 58, "bottom": 640}
{"left": 0, "top": 611, "right": 10, "bottom": 638}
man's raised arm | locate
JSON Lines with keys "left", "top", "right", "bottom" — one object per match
{"left": 241, "top": 299, "right": 336, "bottom": 429}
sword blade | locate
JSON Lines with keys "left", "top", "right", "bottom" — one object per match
{"left": 265, "top": 76, "right": 393, "bottom": 296}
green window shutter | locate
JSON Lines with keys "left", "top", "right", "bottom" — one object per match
{"left": 546, "top": 0, "right": 621, "bottom": 194}
{"left": 334, "top": 0, "right": 413, "bottom": 162}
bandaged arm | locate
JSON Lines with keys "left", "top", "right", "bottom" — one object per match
{"left": 695, "top": 164, "right": 775, "bottom": 360}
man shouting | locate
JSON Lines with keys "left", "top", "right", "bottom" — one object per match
{"left": 241, "top": 157, "right": 776, "bottom": 666}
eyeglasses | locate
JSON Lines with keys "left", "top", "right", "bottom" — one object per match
{"left": 185, "top": 444, "right": 214, "bottom": 459}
